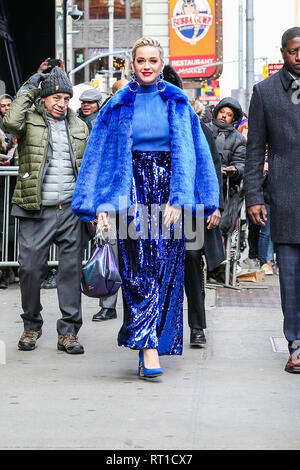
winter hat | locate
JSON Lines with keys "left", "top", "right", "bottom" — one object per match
{"left": 235, "top": 117, "right": 248, "bottom": 129}
{"left": 40, "top": 67, "right": 73, "bottom": 98}
{"left": 213, "top": 97, "right": 243, "bottom": 124}
{"left": 163, "top": 64, "right": 183, "bottom": 89}
{"left": 79, "top": 88, "right": 102, "bottom": 108}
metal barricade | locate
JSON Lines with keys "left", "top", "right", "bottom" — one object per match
{"left": 0, "top": 166, "right": 18, "bottom": 267}
{"left": 0, "top": 167, "right": 92, "bottom": 268}
{"left": 210, "top": 174, "right": 267, "bottom": 291}
{"left": 223, "top": 174, "right": 242, "bottom": 288}
{"left": 206, "top": 173, "right": 243, "bottom": 290}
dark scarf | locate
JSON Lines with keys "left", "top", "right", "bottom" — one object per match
{"left": 211, "top": 118, "right": 235, "bottom": 155}
{"left": 78, "top": 109, "right": 99, "bottom": 132}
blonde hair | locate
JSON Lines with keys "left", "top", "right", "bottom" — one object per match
{"left": 132, "top": 37, "right": 164, "bottom": 62}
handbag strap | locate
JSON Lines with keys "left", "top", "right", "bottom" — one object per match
{"left": 95, "top": 227, "right": 117, "bottom": 246}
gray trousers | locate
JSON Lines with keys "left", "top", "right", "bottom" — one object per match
{"left": 18, "top": 203, "right": 84, "bottom": 335}
{"left": 99, "top": 240, "right": 118, "bottom": 309}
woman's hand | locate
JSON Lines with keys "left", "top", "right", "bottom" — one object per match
{"left": 206, "top": 209, "right": 221, "bottom": 230}
{"left": 164, "top": 202, "right": 181, "bottom": 227}
{"left": 97, "top": 212, "right": 111, "bottom": 231}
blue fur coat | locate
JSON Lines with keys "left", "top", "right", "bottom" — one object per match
{"left": 71, "top": 82, "right": 219, "bottom": 221}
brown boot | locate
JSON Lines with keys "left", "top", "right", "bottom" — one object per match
{"left": 18, "top": 330, "right": 42, "bottom": 351}
{"left": 285, "top": 353, "right": 300, "bottom": 374}
{"left": 57, "top": 334, "right": 84, "bottom": 355}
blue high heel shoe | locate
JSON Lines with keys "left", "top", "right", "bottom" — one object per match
{"left": 138, "top": 350, "right": 164, "bottom": 378}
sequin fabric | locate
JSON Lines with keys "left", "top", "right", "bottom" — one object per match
{"left": 117, "top": 151, "right": 185, "bottom": 356}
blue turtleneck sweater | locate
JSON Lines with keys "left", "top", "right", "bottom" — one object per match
{"left": 132, "top": 84, "right": 171, "bottom": 151}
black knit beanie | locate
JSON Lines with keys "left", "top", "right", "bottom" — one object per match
{"left": 40, "top": 67, "right": 73, "bottom": 98}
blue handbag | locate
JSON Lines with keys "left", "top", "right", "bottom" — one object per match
{"left": 81, "top": 237, "right": 122, "bottom": 298}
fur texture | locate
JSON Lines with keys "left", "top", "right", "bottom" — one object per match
{"left": 0, "top": 128, "right": 8, "bottom": 153}
{"left": 71, "top": 82, "right": 219, "bottom": 221}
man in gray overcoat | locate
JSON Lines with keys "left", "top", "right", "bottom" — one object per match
{"left": 244, "top": 27, "right": 300, "bottom": 374}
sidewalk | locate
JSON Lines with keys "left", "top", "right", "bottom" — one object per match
{"left": 0, "top": 274, "right": 299, "bottom": 450}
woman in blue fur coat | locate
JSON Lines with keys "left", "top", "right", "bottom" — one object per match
{"left": 72, "top": 37, "right": 219, "bottom": 378}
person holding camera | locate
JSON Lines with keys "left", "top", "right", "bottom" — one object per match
{"left": 37, "top": 58, "right": 65, "bottom": 290}
{"left": 3, "top": 66, "right": 89, "bottom": 354}
{"left": 37, "top": 57, "right": 64, "bottom": 74}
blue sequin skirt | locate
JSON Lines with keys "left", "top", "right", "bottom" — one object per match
{"left": 117, "top": 151, "right": 185, "bottom": 356}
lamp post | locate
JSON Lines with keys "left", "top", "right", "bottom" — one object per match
{"left": 238, "top": 0, "right": 245, "bottom": 111}
{"left": 295, "top": 0, "right": 300, "bottom": 25}
{"left": 246, "top": 0, "right": 254, "bottom": 111}
{"left": 62, "top": 0, "right": 67, "bottom": 68}
{"left": 61, "top": 2, "right": 83, "bottom": 73}
{"left": 108, "top": 0, "right": 114, "bottom": 81}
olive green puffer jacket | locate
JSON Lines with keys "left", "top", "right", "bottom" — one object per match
{"left": 3, "top": 88, "right": 89, "bottom": 211}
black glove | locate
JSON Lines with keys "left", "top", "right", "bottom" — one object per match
{"left": 26, "top": 73, "right": 49, "bottom": 89}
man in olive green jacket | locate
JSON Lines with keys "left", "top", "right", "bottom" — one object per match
{"left": 4, "top": 67, "right": 89, "bottom": 354}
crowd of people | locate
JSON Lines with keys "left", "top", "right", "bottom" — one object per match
{"left": 0, "top": 27, "right": 300, "bottom": 376}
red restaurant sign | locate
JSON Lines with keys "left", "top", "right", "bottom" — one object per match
{"left": 169, "top": 0, "right": 223, "bottom": 80}
{"left": 268, "top": 63, "right": 283, "bottom": 76}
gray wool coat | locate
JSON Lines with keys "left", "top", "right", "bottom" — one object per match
{"left": 244, "top": 66, "right": 300, "bottom": 244}
{"left": 208, "top": 121, "right": 246, "bottom": 182}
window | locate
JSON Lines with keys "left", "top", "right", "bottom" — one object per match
{"left": 89, "top": 0, "right": 126, "bottom": 20}
{"left": 130, "top": 0, "right": 141, "bottom": 19}
{"left": 89, "top": 48, "right": 125, "bottom": 81}
{"left": 75, "top": 0, "right": 84, "bottom": 11}
{"left": 74, "top": 49, "right": 85, "bottom": 85}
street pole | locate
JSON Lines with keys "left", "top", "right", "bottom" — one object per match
{"left": 63, "top": 0, "right": 67, "bottom": 69}
{"left": 246, "top": 0, "right": 254, "bottom": 111}
{"left": 108, "top": 0, "right": 114, "bottom": 88}
{"left": 238, "top": 0, "right": 245, "bottom": 111}
{"left": 295, "top": 0, "right": 299, "bottom": 25}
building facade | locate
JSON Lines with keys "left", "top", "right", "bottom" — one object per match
{"left": 142, "top": 0, "right": 169, "bottom": 59}
{"left": 71, "top": 0, "right": 143, "bottom": 84}
{"left": 68, "top": 0, "right": 222, "bottom": 100}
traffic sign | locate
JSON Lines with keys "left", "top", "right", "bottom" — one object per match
{"left": 267, "top": 63, "right": 283, "bottom": 76}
